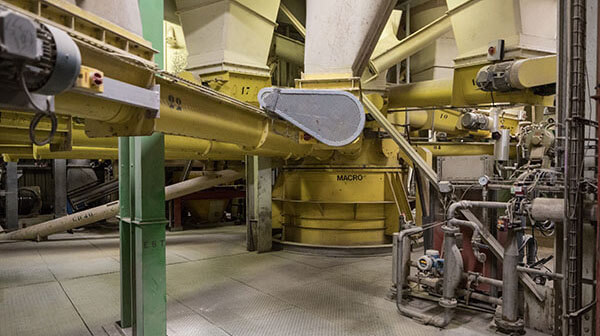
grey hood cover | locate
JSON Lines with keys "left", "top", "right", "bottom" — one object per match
{"left": 258, "top": 88, "right": 365, "bottom": 147}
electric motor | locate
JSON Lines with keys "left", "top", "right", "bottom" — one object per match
{"left": 461, "top": 111, "right": 491, "bottom": 131}
{"left": 0, "top": 9, "right": 81, "bottom": 95}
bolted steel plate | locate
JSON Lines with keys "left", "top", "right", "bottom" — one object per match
{"left": 258, "top": 88, "right": 365, "bottom": 147}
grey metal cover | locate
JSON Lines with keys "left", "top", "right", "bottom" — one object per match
{"left": 258, "top": 87, "right": 365, "bottom": 147}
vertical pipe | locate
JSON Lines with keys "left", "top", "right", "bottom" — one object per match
{"left": 440, "top": 225, "right": 463, "bottom": 307}
{"left": 556, "top": 1, "right": 570, "bottom": 335}
{"left": 501, "top": 230, "right": 522, "bottom": 327}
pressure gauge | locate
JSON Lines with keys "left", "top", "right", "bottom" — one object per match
{"left": 478, "top": 175, "right": 490, "bottom": 186}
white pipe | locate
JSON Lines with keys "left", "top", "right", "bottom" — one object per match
{"left": 0, "top": 170, "right": 242, "bottom": 241}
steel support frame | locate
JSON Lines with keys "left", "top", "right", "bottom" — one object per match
{"left": 246, "top": 155, "right": 272, "bottom": 252}
{"left": 562, "top": 1, "right": 587, "bottom": 335}
{"left": 118, "top": 134, "right": 167, "bottom": 335}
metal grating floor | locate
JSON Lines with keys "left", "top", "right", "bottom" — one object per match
{"left": 0, "top": 225, "right": 547, "bottom": 336}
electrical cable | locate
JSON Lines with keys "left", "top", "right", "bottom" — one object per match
{"left": 18, "top": 64, "right": 57, "bottom": 146}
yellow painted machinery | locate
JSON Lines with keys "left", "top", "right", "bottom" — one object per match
{"left": 0, "top": 0, "right": 557, "bottom": 252}
{"left": 272, "top": 138, "right": 411, "bottom": 246}
{"left": 1, "top": 2, "right": 581, "bottom": 336}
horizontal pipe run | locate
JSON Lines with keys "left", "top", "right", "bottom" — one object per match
{"left": 448, "top": 201, "right": 508, "bottom": 220}
{"left": 407, "top": 275, "right": 442, "bottom": 289}
{"left": 456, "top": 289, "right": 503, "bottom": 306}
{"left": 517, "top": 266, "right": 563, "bottom": 280}
{"left": 396, "top": 303, "right": 454, "bottom": 328}
{"left": 465, "top": 273, "right": 504, "bottom": 288}
{"left": 0, "top": 170, "right": 242, "bottom": 241}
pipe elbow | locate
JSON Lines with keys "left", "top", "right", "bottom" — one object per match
{"left": 447, "top": 200, "right": 471, "bottom": 219}
{"left": 396, "top": 302, "right": 454, "bottom": 328}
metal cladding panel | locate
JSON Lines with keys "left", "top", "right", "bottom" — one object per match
{"left": 177, "top": 0, "right": 280, "bottom": 76}
{"left": 447, "top": 0, "right": 557, "bottom": 63}
{"left": 258, "top": 88, "right": 365, "bottom": 147}
{"left": 437, "top": 155, "right": 494, "bottom": 181}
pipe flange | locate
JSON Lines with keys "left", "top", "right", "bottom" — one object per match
{"left": 494, "top": 317, "right": 525, "bottom": 334}
{"left": 441, "top": 225, "right": 460, "bottom": 235}
{"left": 439, "top": 297, "right": 457, "bottom": 309}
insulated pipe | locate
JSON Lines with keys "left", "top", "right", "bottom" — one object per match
{"left": 456, "top": 289, "right": 503, "bottom": 306}
{"left": 530, "top": 198, "right": 565, "bottom": 222}
{"left": 395, "top": 226, "right": 455, "bottom": 328}
{"left": 397, "top": 202, "right": 509, "bottom": 328}
{"left": 0, "top": 170, "right": 242, "bottom": 241}
{"left": 495, "top": 229, "right": 524, "bottom": 333}
{"left": 407, "top": 275, "right": 442, "bottom": 289}
{"left": 517, "top": 266, "right": 564, "bottom": 280}
{"left": 440, "top": 225, "right": 464, "bottom": 312}
{"left": 446, "top": 201, "right": 509, "bottom": 264}
{"left": 447, "top": 201, "right": 508, "bottom": 219}
{"left": 395, "top": 225, "right": 460, "bottom": 328}
{"left": 395, "top": 227, "right": 423, "bottom": 293}
{"left": 396, "top": 302, "right": 454, "bottom": 328}
{"left": 449, "top": 218, "right": 486, "bottom": 263}
{"left": 465, "top": 273, "right": 503, "bottom": 289}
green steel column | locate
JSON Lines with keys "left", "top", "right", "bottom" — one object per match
{"left": 132, "top": 133, "right": 167, "bottom": 336}
{"left": 123, "top": 2, "right": 167, "bottom": 335}
{"left": 139, "top": 0, "right": 164, "bottom": 69}
{"left": 118, "top": 137, "right": 134, "bottom": 328}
